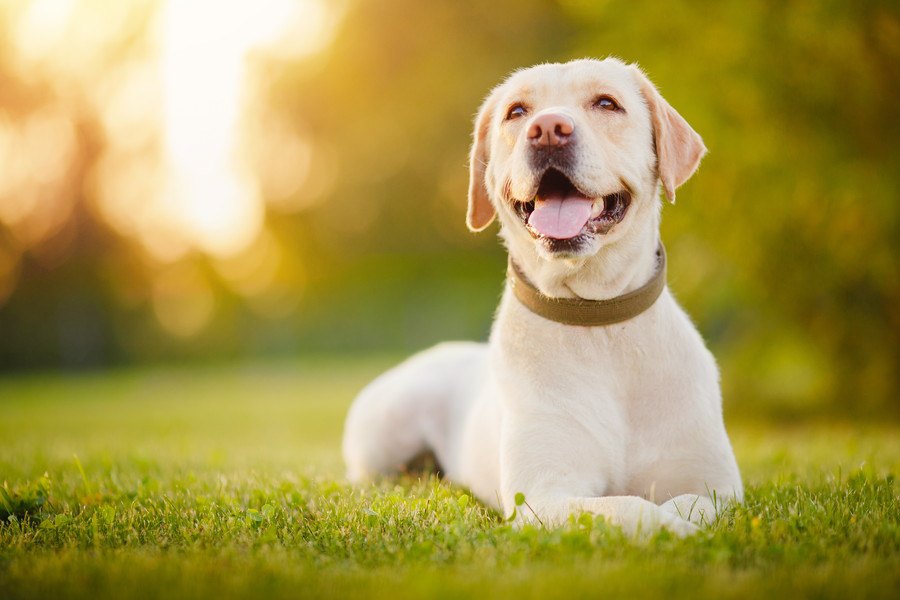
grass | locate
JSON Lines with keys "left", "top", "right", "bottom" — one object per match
{"left": 0, "top": 357, "right": 898, "bottom": 599}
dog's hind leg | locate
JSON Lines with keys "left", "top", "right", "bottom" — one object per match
{"left": 342, "top": 342, "right": 487, "bottom": 482}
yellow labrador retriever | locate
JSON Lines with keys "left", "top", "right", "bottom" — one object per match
{"left": 343, "top": 58, "right": 742, "bottom": 536}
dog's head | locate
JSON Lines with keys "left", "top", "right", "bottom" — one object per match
{"left": 467, "top": 58, "right": 705, "bottom": 264}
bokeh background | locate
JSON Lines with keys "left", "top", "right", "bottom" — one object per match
{"left": 0, "top": 0, "right": 897, "bottom": 418}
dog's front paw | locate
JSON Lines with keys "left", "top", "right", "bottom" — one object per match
{"left": 659, "top": 494, "right": 719, "bottom": 527}
{"left": 655, "top": 512, "right": 700, "bottom": 537}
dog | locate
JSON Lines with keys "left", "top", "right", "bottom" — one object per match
{"left": 342, "top": 58, "right": 743, "bottom": 536}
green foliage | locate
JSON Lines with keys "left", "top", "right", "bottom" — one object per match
{"left": 270, "top": 0, "right": 900, "bottom": 417}
{"left": 0, "top": 0, "right": 897, "bottom": 418}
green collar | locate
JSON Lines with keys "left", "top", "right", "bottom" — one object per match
{"left": 508, "top": 244, "right": 667, "bottom": 326}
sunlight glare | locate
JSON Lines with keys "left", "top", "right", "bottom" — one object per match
{"left": 160, "top": 0, "right": 333, "bottom": 258}
{"left": 14, "top": 0, "right": 76, "bottom": 64}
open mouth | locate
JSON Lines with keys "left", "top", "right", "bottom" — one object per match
{"left": 513, "top": 169, "right": 631, "bottom": 240}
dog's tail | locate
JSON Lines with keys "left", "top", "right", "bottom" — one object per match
{"left": 342, "top": 342, "right": 487, "bottom": 482}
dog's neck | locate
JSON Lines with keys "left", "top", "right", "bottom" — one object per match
{"left": 504, "top": 207, "right": 662, "bottom": 302}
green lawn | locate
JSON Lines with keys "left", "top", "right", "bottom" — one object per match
{"left": 1, "top": 358, "right": 898, "bottom": 599}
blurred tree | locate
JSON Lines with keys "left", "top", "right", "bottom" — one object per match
{"left": 0, "top": 0, "right": 896, "bottom": 418}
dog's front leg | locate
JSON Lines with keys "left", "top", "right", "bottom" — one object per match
{"left": 498, "top": 412, "right": 698, "bottom": 537}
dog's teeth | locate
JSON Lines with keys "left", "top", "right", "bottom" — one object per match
{"left": 590, "top": 201, "right": 603, "bottom": 218}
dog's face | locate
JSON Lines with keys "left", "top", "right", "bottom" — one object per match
{"left": 467, "top": 58, "right": 706, "bottom": 262}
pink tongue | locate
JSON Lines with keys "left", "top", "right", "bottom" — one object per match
{"left": 527, "top": 195, "right": 594, "bottom": 239}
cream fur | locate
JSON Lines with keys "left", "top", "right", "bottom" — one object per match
{"left": 343, "top": 58, "right": 742, "bottom": 537}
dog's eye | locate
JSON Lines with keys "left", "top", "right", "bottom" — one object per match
{"left": 593, "top": 95, "right": 621, "bottom": 112}
{"left": 506, "top": 104, "right": 528, "bottom": 120}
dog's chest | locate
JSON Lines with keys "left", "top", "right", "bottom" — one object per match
{"left": 494, "top": 293, "right": 715, "bottom": 494}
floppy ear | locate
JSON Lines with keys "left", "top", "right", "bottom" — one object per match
{"left": 466, "top": 92, "right": 498, "bottom": 231}
{"left": 631, "top": 66, "right": 707, "bottom": 203}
